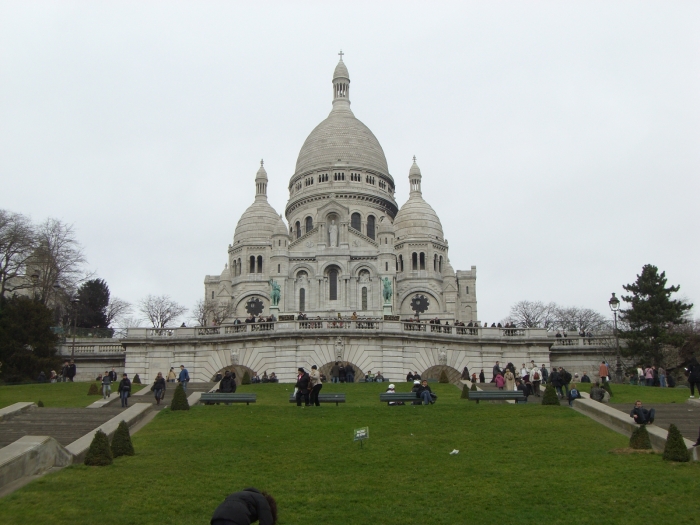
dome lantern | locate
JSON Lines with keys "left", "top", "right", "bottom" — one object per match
{"left": 332, "top": 50, "right": 351, "bottom": 111}
{"left": 409, "top": 156, "right": 422, "bottom": 194}
{"left": 255, "top": 159, "right": 268, "bottom": 200}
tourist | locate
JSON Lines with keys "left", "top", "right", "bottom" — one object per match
{"left": 49, "top": 370, "right": 57, "bottom": 383}
{"left": 417, "top": 379, "right": 436, "bottom": 405}
{"left": 581, "top": 372, "right": 591, "bottom": 383}
{"left": 461, "top": 366, "right": 469, "bottom": 380}
{"left": 630, "top": 400, "right": 655, "bottom": 425}
{"left": 109, "top": 368, "right": 118, "bottom": 382}
{"left": 495, "top": 372, "right": 505, "bottom": 390}
{"left": 636, "top": 366, "right": 644, "bottom": 385}
{"left": 471, "top": 372, "right": 477, "bottom": 384}
{"left": 219, "top": 370, "right": 236, "bottom": 394}
{"left": 385, "top": 384, "right": 404, "bottom": 406}
{"left": 556, "top": 331, "right": 562, "bottom": 338}
{"left": 658, "top": 366, "right": 667, "bottom": 388}
{"left": 351, "top": 311, "right": 358, "bottom": 320}
{"left": 339, "top": 363, "right": 346, "bottom": 383}
{"left": 520, "top": 363, "right": 529, "bottom": 381}
{"left": 166, "top": 367, "right": 176, "bottom": 382}
{"left": 410, "top": 379, "right": 423, "bottom": 404}
{"left": 530, "top": 366, "right": 541, "bottom": 397}
{"left": 492, "top": 361, "right": 502, "bottom": 382}
{"left": 693, "top": 427, "right": 700, "bottom": 447}
{"left": 644, "top": 365, "right": 654, "bottom": 387}
{"left": 37, "top": 371, "right": 47, "bottom": 383}
{"left": 589, "top": 382, "right": 605, "bottom": 403}
{"left": 295, "top": 367, "right": 310, "bottom": 406}
{"left": 686, "top": 357, "right": 700, "bottom": 398}
{"left": 269, "top": 372, "right": 278, "bottom": 383}
{"left": 233, "top": 318, "right": 241, "bottom": 325}
{"left": 504, "top": 368, "right": 515, "bottom": 391}
{"left": 413, "top": 371, "right": 421, "bottom": 381}
{"left": 101, "top": 371, "right": 112, "bottom": 399}
{"left": 309, "top": 365, "right": 322, "bottom": 406}
{"left": 375, "top": 371, "right": 384, "bottom": 383}
{"left": 567, "top": 384, "right": 581, "bottom": 406}
{"left": 516, "top": 379, "right": 528, "bottom": 403}
{"left": 550, "top": 368, "right": 563, "bottom": 397}
{"left": 245, "top": 314, "right": 254, "bottom": 324}
{"left": 330, "top": 362, "right": 340, "bottom": 383}
{"left": 118, "top": 373, "right": 131, "bottom": 408}
{"left": 559, "top": 367, "right": 572, "bottom": 397}
{"left": 540, "top": 364, "right": 549, "bottom": 384}
{"left": 345, "top": 363, "right": 355, "bottom": 383}
{"left": 479, "top": 370, "right": 485, "bottom": 383}
{"left": 252, "top": 372, "right": 261, "bottom": 384}
{"left": 599, "top": 361, "right": 609, "bottom": 382}
{"left": 210, "top": 487, "right": 277, "bottom": 525}
{"left": 261, "top": 371, "right": 269, "bottom": 383}
{"left": 406, "top": 371, "right": 414, "bottom": 382}
{"left": 178, "top": 364, "right": 190, "bottom": 393}
{"left": 152, "top": 372, "right": 166, "bottom": 405}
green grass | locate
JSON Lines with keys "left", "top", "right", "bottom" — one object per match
{"left": 1, "top": 382, "right": 699, "bottom": 524}
{"left": 572, "top": 382, "right": 691, "bottom": 404}
{"left": 0, "top": 382, "right": 144, "bottom": 409}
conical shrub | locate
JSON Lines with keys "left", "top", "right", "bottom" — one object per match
{"left": 242, "top": 371, "right": 251, "bottom": 385}
{"left": 663, "top": 424, "right": 690, "bottom": 462}
{"left": 461, "top": 384, "right": 470, "bottom": 399}
{"left": 171, "top": 383, "right": 189, "bottom": 411}
{"left": 133, "top": 374, "right": 141, "bottom": 384}
{"left": 88, "top": 383, "right": 100, "bottom": 396}
{"left": 111, "top": 420, "right": 134, "bottom": 458}
{"left": 37, "top": 400, "right": 44, "bottom": 407}
{"left": 602, "top": 381, "right": 613, "bottom": 397}
{"left": 471, "top": 382, "right": 477, "bottom": 392}
{"left": 629, "top": 425, "right": 652, "bottom": 450}
{"left": 439, "top": 371, "right": 449, "bottom": 383}
{"left": 542, "top": 384, "right": 561, "bottom": 406}
{"left": 84, "top": 430, "right": 113, "bottom": 466}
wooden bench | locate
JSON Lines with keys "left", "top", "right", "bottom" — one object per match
{"left": 200, "top": 393, "right": 257, "bottom": 405}
{"left": 288, "top": 393, "right": 346, "bottom": 405}
{"left": 468, "top": 391, "right": 527, "bottom": 404}
{"left": 379, "top": 393, "right": 421, "bottom": 404}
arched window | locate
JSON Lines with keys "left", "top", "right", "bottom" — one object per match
{"left": 412, "top": 252, "right": 418, "bottom": 271}
{"left": 385, "top": 262, "right": 388, "bottom": 271}
{"left": 211, "top": 291, "right": 215, "bottom": 300}
{"left": 277, "top": 264, "right": 280, "bottom": 273}
{"left": 398, "top": 255, "right": 403, "bottom": 272}
{"left": 465, "top": 285, "right": 469, "bottom": 294}
{"left": 237, "top": 258, "right": 241, "bottom": 276}
{"left": 257, "top": 256, "right": 263, "bottom": 274}
{"left": 295, "top": 222, "right": 301, "bottom": 239}
{"left": 305, "top": 216, "right": 313, "bottom": 233}
{"left": 367, "top": 215, "right": 375, "bottom": 240}
{"left": 249, "top": 256, "right": 255, "bottom": 273}
{"left": 439, "top": 256, "right": 443, "bottom": 273}
{"left": 351, "top": 212, "right": 361, "bottom": 231}
{"left": 420, "top": 253, "right": 425, "bottom": 270}
{"left": 434, "top": 254, "right": 438, "bottom": 271}
{"left": 329, "top": 269, "right": 338, "bottom": 301}
{"left": 299, "top": 288, "right": 306, "bottom": 312}
{"left": 361, "top": 287, "right": 368, "bottom": 311}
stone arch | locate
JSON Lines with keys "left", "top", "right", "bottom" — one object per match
{"left": 399, "top": 289, "right": 442, "bottom": 316}
{"left": 421, "top": 365, "right": 461, "bottom": 386}
{"left": 350, "top": 261, "right": 378, "bottom": 278}
{"left": 318, "top": 260, "right": 346, "bottom": 275}
{"left": 235, "top": 291, "right": 270, "bottom": 317}
{"left": 290, "top": 262, "right": 315, "bottom": 277}
{"left": 210, "top": 364, "right": 255, "bottom": 386}
{"left": 317, "top": 361, "right": 363, "bottom": 382}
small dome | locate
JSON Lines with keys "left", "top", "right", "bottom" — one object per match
{"left": 273, "top": 214, "right": 288, "bottom": 236}
{"left": 233, "top": 200, "right": 282, "bottom": 243}
{"left": 377, "top": 215, "right": 394, "bottom": 234}
{"left": 394, "top": 158, "right": 444, "bottom": 241}
{"left": 333, "top": 56, "right": 349, "bottom": 80}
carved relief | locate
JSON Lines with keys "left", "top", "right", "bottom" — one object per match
{"left": 334, "top": 337, "right": 344, "bottom": 360}
{"left": 231, "top": 350, "right": 239, "bottom": 365}
{"left": 438, "top": 348, "right": 447, "bottom": 366}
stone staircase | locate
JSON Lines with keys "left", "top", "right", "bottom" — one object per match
{"left": 617, "top": 402, "right": 700, "bottom": 442}
{"left": 109, "top": 382, "right": 217, "bottom": 411}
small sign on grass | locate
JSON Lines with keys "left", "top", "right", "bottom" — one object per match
{"left": 354, "top": 427, "right": 369, "bottom": 447}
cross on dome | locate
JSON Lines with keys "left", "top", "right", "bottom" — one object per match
{"left": 338, "top": 50, "right": 344, "bottom": 60}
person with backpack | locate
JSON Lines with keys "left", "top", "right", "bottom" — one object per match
{"left": 530, "top": 365, "right": 542, "bottom": 397}
{"left": 559, "top": 367, "right": 572, "bottom": 397}
{"left": 568, "top": 384, "right": 581, "bottom": 406}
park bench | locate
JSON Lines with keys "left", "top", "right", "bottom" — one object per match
{"left": 288, "top": 393, "right": 346, "bottom": 405}
{"left": 379, "top": 393, "right": 421, "bottom": 404}
{"left": 200, "top": 393, "right": 257, "bottom": 405}
{"left": 468, "top": 391, "right": 526, "bottom": 404}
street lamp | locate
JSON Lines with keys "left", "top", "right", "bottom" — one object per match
{"left": 70, "top": 297, "right": 80, "bottom": 359}
{"left": 608, "top": 292, "right": 622, "bottom": 383}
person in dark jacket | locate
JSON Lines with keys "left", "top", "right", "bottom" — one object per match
{"left": 295, "top": 367, "right": 310, "bottom": 406}
{"left": 540, "top": 364, "right": 549, "bottom": 384}
{"left": 67, "top": 360, "right": 77, "bottom": 382}
{"left": 345, "top": 363, "right": 355, "bottom": 383}
{"left": 118, "top": 373, "right": 131, "bottom": 408}
{"left": 590, "top": 382, "right": 605, "bottom": 402}
{"left": 220, "top": 370, "right": 236, "bottom": 393}
{"left": 210, "top": 487, "right": 277, "bottom": 525}
{"left": 417, "top": 380, "right": 435, "bottom": 405}
{"left": 460, "top": 366, "right": 469, "bottom": 380}
{"left": 151, "top": 372, "right": 166, "bottom": 405}
{"left": 479, "top": 370, "right": 485, "bottom": 383}
{"left": 630, "top": 400, "right": 655, "bottom": 425}
{"left": 516, "top": 379, "right": 528, "bottom": 403}
{"left": 492, "top": 361, "right": 502, "bottom": 382}
{"left": 580, "top": 372, "right": 591, "bottom": 383}
{"left": 550, "top": 368, "right": 562, "bottom": 397}
{"left": 686, "top": 358, "right": 700, "bottom": 398}
{"left": 406, "top": 371, "right": 415, "bottom": 382}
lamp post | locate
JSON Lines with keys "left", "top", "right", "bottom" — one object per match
{"left": 70, "top": 297, "right": 80, "bottom": 359}
{"left": 608, "top": 292, "right": 622, "bottom": 383}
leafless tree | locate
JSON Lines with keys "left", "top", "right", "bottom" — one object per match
{"left": 106, "top": 297, "right": 132, "bottom": 327}
{"left": 192, "top": 299, "right": 235, "bottom": 326}
{"left": 0, "top": 210, "right": 36, "bottom": 298}
{"left": 138, "top": 295, "right": 187, "bottom": 328}
{"left": 504, "top": 300, "right": 558, "bottom": 329}
{"left": 554, "top": 306, "right": 609, "bottom": 333}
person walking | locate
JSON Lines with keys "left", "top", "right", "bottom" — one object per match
{"left": 540, "top": 364, "right": 549, "bottom": 384}
{"left": 118, "top": 373, "right": 131, "bottom": 408}
{"left": 461, "top": 366, "right": 470, "bottom": 380}
{"left": 598, "top": 361, "right": 608, "bottom": 383}
{"left": 309, "top": 365, "right": 323, "bottom": 406}
{"left": 101, "top": 371, "right": 112, "bottom": 399}
{"left": 151, "top": 372, "right": 166, "bottom": 405}
{"left": 530, "top": 365, "right": 542, "bottom": 397}
{"left": 178, "top": 365, "right": 190, "bottom": 393}
{"left": 167, "top": 367, "right": 177, "bottom": 383}
{"left": 330, "top": 362, "right": 340, "bottom": 383}
{"left": 295, "top": 367, "right": 310, "bottom": 406}
{"left": 492, "top": 361, "right": 502, "bottom": 382}
{"left": 687, "top": 358, "right": 700, "bottom": 398}
{"left": 210, "top": 487, "right": 277, "bottom": 525}
{"left": 504, "top": 369, "right": 515, "bottom": 391}
{"left": 550, "top": 368, "right": 563, "bottom": 398}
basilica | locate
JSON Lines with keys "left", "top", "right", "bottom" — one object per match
{"left": 204, "top": 55, "right": 478, "bottom": 322}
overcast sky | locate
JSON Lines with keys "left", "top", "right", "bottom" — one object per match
{"left": 2, "top": 1, "right": 698, "bottom": 325}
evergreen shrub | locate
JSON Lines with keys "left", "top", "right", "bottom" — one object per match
{"left": 111, "top": 420, "right": 134, "bottom": 458}
{"left": 133, "top": 374, "right": 141, "bottom": 384}
{"left": 171, "top": 383, "right": 189, "bottom": 411}
{"left": 242, "top": 371, "right": 251, "bottom": 385}
{"left": 37, "top": 400, "right": 44, "bottom": 407}
{"left": 602, "top": 381, "right": 613, "bottom": 397}
{"left": 629, "top": 425, "right": 652, "bottom": 450}
{"left": 84, "top": 430, "right": 113, "bottom": 466}
{"left": 542, "top": 384, "right": 561, "bottom": 406}
{"left": 663, "top": 424, "right": 690, "bottom": 462}
{"left": 88, "top": 383, "right": 100, "bottom": 396}
{"left": 461, "top": 384, "right": 469, "bottom": 399}
{"left": 439, "top": 371, "right": 449, "bottom": 383}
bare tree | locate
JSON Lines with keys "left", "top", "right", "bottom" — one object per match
{"left": 192, "top": 299, "right": 235, "bottom": 326}
{"left": 554, "top": 306, "right": 609, "bottom": 333}
{"left": 504, "top": 300, "right": 558, "bottom": 329}
{"left": 138, "top": 295, "right": 187, "bottom": 328}
{"left": 106, "top": 297, "right": 132, "bottom": 327}
{"left": 0, "top": 210, "right": 36, "bottom": 298}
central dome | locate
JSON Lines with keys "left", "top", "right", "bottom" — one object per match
{"left": 293, "top": 56, "right": 391, "bottom": 179}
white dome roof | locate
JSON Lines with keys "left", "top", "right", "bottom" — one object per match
{"left": 393, "top": 158, "right": 444, "bottom": 241}
{"left": 233, "top": 200, "right": 282, "bottom": 244}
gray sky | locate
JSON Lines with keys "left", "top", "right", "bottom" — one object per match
{"left": 2, "top": 1, "right": 699, "bottom": 325}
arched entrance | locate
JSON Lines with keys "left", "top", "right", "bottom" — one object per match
{"left": 318, "top": 361, "right": 364, "bottom": 383}
{"left": 211, "top": 365, "right": 255, "bottom": 385}
{"left": 421, "top": 365, "right": 461, "bottom": 386}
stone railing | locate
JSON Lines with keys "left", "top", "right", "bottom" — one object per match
{"left": 550, "top": 335, "right": 613, "bottom": 348}
{"left": 58, "top": 343, "right": 124, "bottom": 355}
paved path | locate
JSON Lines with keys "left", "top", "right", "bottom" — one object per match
{"left": 616, "top": 402, "right": 700, "bottom": 442}
{"left": 108, "top": 382, "right": 216, "bottom": 411}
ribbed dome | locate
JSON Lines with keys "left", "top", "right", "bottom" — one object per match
{"left": 273, "top": 214, "right": 288, "bottom": 236}
{"left": 394, "top": 158, "right": 444, "bottom": 241}
{"left": 233, "top": 199, "right": 282, "bottom": 243}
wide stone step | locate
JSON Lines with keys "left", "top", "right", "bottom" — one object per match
{"left": 617, "top": 403, "right": 700, "bottom": 442}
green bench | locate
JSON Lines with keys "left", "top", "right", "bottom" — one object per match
{"left": 288, "top": 393, "right": 346, "bottom": 405}
{"left": 379, "top": 393, "right": 421, "bottom": 404}
{"left": 200, "top": 393, "right": 257, "bottom": 405}
{"left": 468, "top": 391, "right": 526, "bottom": 404}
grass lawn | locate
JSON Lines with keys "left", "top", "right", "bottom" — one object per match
{"left": 0, "top": 382, "right": 144, "bottom": 409}
{"left": 1, "top": 382, "right": 698, "bottom": 525}
{"left": 572, "top": 382, "right": 691, "bottom": 404}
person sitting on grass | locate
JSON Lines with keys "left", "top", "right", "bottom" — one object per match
{"left": 210, "top": 487, "right": 277, "bottom": 525}
{"left": 375, "top": 371, "right": 384, "bottom": 383}
{"left": 417, "top": 379, "right": 436, "bottom": 405}
{"left": 630, "top": 400, "right": 655, "bottom": 425}
{"left": 567, "top": 384, "right": 581, "bottom": 406}
{"left": 589, "top": 382, "right": 605, "bottom": 402}
{"left": 269, "top": 372, "right": 278, "bottom": 383}
{"left": 581, "top": 372, "right": 591, "bottom": 383}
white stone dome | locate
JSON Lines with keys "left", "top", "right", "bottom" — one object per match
{"left": 393, "top": 158, "right": 444, "bottom": 241}
{"left": 234, "top": 162, "right": 284, "bottom": 243}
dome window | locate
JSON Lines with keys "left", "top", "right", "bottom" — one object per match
{"left": 412, "top": 252, "right": 418, "bottom": 271}
{"left": 367, "top": 215, "right": 375, "bottom": 240}
{"left": 295, "top": 222, "right": 301, "bottom": 239}
{"left": 351, "top": 213, "right": 361, "bottom": 232}
{"left": 305, "top": 216, "right": 313, "bottom": 233}
{"left": 249, "top": 256, "right": 255, "bottom": 274}
{"left": 420, "top": 252, "right": 425, "bottom": 270}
